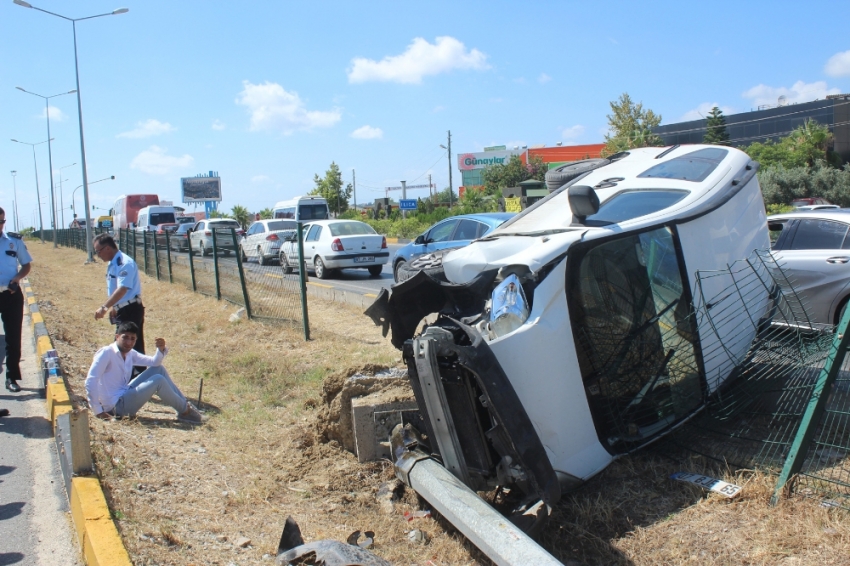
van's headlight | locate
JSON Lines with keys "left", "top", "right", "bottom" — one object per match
{"left": 489, "top": 274, "right": 530, "bottom": 338}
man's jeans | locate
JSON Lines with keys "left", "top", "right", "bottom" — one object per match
{"left": 113, "top": 365, "right": 188, "bottom": 417}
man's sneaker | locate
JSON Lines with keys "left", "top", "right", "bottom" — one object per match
{"left": 177, "top": 403, "right": 206, "bottom": 424}
{"left": 5, "top": 379, "right": 20, "bottom": 392}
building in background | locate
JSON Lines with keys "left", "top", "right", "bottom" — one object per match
{"left": 458, "top": 143, "right": 605, "bottom": 194}
{"left": 654, "top": 95, "right": 850, "bottom": 163}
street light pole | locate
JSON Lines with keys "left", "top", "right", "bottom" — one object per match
{"left": 13, "top": 0, "right": 129, "bottom": 261}
{"left": 11, "top": 138, "right": 52, "bottom": 243}
{"left": 57, "top": 162, "right": 76, "bottom": 228}
{"left": 10, "top": 171, "right": 19, "bottom": 232}
{"left": 440, "top": 130, "right": 453, "bottom": 209}
{"left": 16, "top": 87, "right": 76, "bottom": 248}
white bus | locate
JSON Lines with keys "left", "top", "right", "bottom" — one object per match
{"left": 272, "top": 196, "right": 330, "bottom": 222}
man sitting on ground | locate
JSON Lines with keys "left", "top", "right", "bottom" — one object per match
{"left": 85, "top": 322, "right": 204, "bottom": 424}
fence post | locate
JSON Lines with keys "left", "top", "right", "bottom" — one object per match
{"left": 297, "top": 222, "right": 310, "bottom": 341}
{"left": 771, "top": 307, "right": 850, "bottom": 505}
{"left": 165, "top": 232, "right": 173, "bottom": 284}
{"left": 187, "top": 233, "right": 197, "bottom": 292}
{"left": 142, "top": 230, "right": 149, "bottom": 275}
{"left": 153, "top": 231, "right": 161, "bottom": 280}
{"left": 211, "top": 228, "right": 221, "bottom": 300}
{"left": 231, "top": 228, "right": 252, "bottom": 318}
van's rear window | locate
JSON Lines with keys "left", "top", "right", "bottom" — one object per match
{"left": 301, "top": 205, "right": 329, "bottom": 220}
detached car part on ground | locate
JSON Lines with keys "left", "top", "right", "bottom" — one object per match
{"left": 367, "top": 145, "right": 771, "bottom": 531}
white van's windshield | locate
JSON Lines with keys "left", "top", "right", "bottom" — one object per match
{"left": 150, "top": 212, "right": 176, "bottom": 225}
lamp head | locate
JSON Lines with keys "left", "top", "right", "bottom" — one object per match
{"left": 13, "top": 0, "right": 33, "bottom": 8}
{"left": 10, "top": 139, "right": 18, "bottom": 143}
{"left": 112, "top": 7, "right": 129, "bottom": 14}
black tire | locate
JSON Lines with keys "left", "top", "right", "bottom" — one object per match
{"left": 393, "top": 260, "right": 406, "bottom": 282}
{"left": 258, "top": 246, "right": 269, "bottom": 266}
{"left": 240, "top": 245, "right": 248, "bottom": 263}
{"left": 223, "top": 250, "right": 231, "bottom": 256}
{"left": 314, "top": 256, "right": 329, "bottom": 279}
{"left": 368, "top": 265, "right": 382, "bottom": 277}
{"left": 280, "top": 252, "right": 293, "bottom": 274}
{"left": 201, "top": 241, "right": 210, "bottom": 256}
{"left": 836, "top": 298, "right": 850, "bottom": 327}
{"left": 545, "top": 158, "right": 610, "bottom": 191}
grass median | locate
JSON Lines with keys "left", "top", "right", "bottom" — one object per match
{"left": 28, "top": 242, "right": 850, "bottom": 565}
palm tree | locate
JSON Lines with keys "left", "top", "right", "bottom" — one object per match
{"left": 231, "top": 205, "right": 251, "bottom": 230}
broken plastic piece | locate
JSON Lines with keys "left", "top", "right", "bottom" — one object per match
{"left": 404, "top": 510, "right": 431, "bottom": 521}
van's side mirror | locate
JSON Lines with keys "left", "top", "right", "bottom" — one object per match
{"left": 414, "top": 235, "right": 425, "bottom": 245}
{"left": 568, "top": 185, "right": 600, "bottom": 224}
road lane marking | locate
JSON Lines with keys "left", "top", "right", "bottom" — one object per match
{"left": 308, "top": 282, "right": 333, "bottom": 288}
{"left": 265, "top": 273, "right": 283, "bottom": 279}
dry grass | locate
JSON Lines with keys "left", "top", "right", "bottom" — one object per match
{"left": 27, "top": 242, "right": 850, "bottom": 566}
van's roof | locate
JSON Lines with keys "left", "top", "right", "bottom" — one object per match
{"left": 272, "top": 196, "right": 328, "bottom": 207}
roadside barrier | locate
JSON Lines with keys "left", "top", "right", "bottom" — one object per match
{"left": 25, "top": 279, "right": 133, "bottom": 566}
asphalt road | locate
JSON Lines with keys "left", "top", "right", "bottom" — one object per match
{"left": 171, "top": 242, "right": 405, "bottom": 298}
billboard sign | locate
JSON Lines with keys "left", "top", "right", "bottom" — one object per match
{"left": 181, "top": 177, "right": 222, "bottom": 202}
{"left": 399, "top": 199, "right": 417, "bottom": 210}
{"left": 458, "top": 149, "right": 524, "bottom": 171}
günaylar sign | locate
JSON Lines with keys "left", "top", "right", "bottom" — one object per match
{"left": 457, "top": 149, "right": 524, "bottom": 171}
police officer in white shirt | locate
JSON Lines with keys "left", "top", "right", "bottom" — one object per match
{"left": 0, "top": 208, "right": 32, "bottom": 393}
{"left": 92, "top": 233, "right": 145, "bottom": 354}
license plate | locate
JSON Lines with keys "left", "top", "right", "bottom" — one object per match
{"left": 354, "top": 256, "right": 374, "bottom": 263}
{"left": 670, "top": 472, "right": 742, "bottom": 498}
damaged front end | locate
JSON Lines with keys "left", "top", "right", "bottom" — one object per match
{"left": 365, "top": 267, "right": 562, "bottom": 521}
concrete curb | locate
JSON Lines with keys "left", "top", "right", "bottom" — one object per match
{"left": 24, "top": 280, "right": 133, "bottom": 566}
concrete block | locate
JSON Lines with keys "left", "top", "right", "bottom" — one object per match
{"left": 46, "top": 376, "right": 72, "bottom": 426}
{"left": 70, "top": 477, "right": 133, "bottom": 566}
{"left": 55, "top": 410, "right": 94, "bottom": 496}
{"left": 352, "top": 399, "right": 419, "bottom": 463}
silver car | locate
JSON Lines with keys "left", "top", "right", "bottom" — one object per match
{"left": 240, "top": 219, "right": 297, "bottom": 265}
{"left": 769, "top": 209, "right": 850, "bottom": 326}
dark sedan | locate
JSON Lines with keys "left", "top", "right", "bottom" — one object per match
{"left": 169, "top": 223, "right": 194, "bottom": 252}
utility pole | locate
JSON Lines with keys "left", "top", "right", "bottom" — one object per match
{"left": 429, "top": 174, "right": 433, "bottom": 203}
{"left": 401, "top": 180, "right": 407, "bottom": 219}
{"left": 447, "top": 130, "right": 453, "bottom": 209}
{"left": 10, "top": 171, "right": 18, "bottom": 231}
{"left": 352, "top": 169, "right": 356, "bottom": 212}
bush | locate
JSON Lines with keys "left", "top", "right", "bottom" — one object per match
{"left": 759, "top": 162, "right": 850, "bottom": 207}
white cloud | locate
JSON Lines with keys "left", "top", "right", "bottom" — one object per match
{"left": 212, "top": 119, "right": 226, "bottom": 131}
{"left": 235, "top": 81, "right": 341, "bottom": 134}
{"left": 251, "top": 175, "right": 270, "bottom": 183}
{"left": 432, "top": 105, "right": 445, "bottom": 113}
{"left": 41, "top": 106, "right": 67, "bottom": 122}
{"left": 561, "top": 125, "right": 585, "bottom": 141}
{"left": 117, "top": 119, "right": 176, "bottom": 139}
{"left": 514, "top": 77, "right": 527, "bottom": 84}
{"left": 538, "top": 73, "right": 552, "bottom": 84}
{"left": 825, "top": 50, "right": 850, "bottom": 77}
{"left": 347, "top": 36, "right": 488, "bottom": 84}
{"left": 130, "top": 145, "right": 193, "bottom": 175}
{"left": 350, "top": 125, "right": 383, "bottom": 140}
{"left": 742, "top": 80, "right": 840, "bottom": 107}
{"left": 679, "top": 102, "right": 736, "bottom": 122}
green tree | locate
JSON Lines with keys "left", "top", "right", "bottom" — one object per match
{"left": 758, "top": 162, "right": 850, "bottom": 207}
{"left": 602, "top": 92, "right": 664, "bottom": 156}
{"left": 231, "top": 204, "right": 251, "bottom": 229}
{"left": 208, "top": 209, "right": 232, "bottom": 219}
{"left": 434, "top": 186, "right": 458, "bottom": 206}
{"left": 457, "top": 188, "right": 496, "bottom": 214}
{"left": 703, "top": 107, "right": 730, "bottom": 145}
{"left": 745, "top": 119, "right": 836, "bottom": 169}
{"left": 310, "top": 162, "right": 352, "bottom": 215}
{"left": 258, "top": 207, "right": 274, "bottom": 219}
{"left": 481, "top": 154, "right": 548, "bottom": 196}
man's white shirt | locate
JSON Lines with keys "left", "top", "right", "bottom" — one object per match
{"left": 85, "top": 343, "right": 167, "bottom": 414}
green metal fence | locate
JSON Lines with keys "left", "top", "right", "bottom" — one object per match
{"left": 654, "top": 249, "right": 850, "bottom": 509}
{"left": 53, "top": 227, "right": 310, "bottom": 339}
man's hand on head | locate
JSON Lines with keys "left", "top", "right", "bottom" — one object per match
{"left": 155, "top": 337, "right": 166, "bottom": 352}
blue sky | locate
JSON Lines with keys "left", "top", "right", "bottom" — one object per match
{"left": 2, "top": 0, "right": 850, "bottom": 229}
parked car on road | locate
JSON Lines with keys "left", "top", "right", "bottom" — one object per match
{"left": 392, "top": 212, "right": 514, "bottom": 282}
{"left": 769, "top": 209, "right": 850, "bottom": 326}
{"left": 189, "top": 218, "right": 244, "bottom": 256}
{"left": 279, "top": 219, "right": 388, "bottom": 279}
{"left": 792, "top": 197, "right": 832, "bottom": 208}
{"left": 169, "top": 223, "right": 193, "bottom": 252}
{"left": 240, "top": 219, "right": 298, "bottom": 265}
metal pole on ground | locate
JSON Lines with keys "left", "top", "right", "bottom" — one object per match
{"left": 232, "top": 228, "right": 252, "bottom": 318}
{"left": 296, "top": 222, "right": 310, "bottom": 341}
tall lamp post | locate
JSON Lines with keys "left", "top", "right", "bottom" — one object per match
{"left": 13, "top": 0, "right": 129, "bottom": 261}
{"left": 440, "top": 130, "right": 453, "bottom": 209}
{"left": 56, "top": 162, "right": 76, "bottom": 228}
{"left": 10, "top": 171, "right": 19, "bottom": 232}
{"left": 11, "top": 138, "right": 53, "bottom": 243}
{"left": 16, "top": 87, "right": 77, "bottom": 248}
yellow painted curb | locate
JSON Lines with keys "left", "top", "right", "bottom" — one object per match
{"left": 31, "top": 311, "right": 43, "bottom": 325}
{"left": 36, "top": 334, "right": 52, "bottom": 358}
{"left": 27, "top": 295, "right": 36, "bottom": 305}
{"left": 46, "top": 377, "right": 73, "bottom": 425}
{"left": 71, "top": 478, "right": 133, "bottom": 566}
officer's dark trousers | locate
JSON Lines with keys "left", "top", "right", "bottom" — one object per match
{"left": 0, "top": 290, "right": 24, "bottom": 383}
{"left": 114, "top": 302, "right": 145, "bottom": 355}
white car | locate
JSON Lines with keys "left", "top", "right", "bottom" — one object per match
{"left": 240, "top": 219, "right": 298, "bottom": 265}
{"left": 369, "top": 145, "right": 772, "bottom": 511}
{"left": 279, "top": 219, "right": 388, "bottom": 279}
{"left": 189, "top": 218, "right": 243, "bottom": 256}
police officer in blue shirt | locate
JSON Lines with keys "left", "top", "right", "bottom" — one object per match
{"left": 92, "top": 233, "right": 145, "bottom": 354}
{"left": 0, "top": 208, "right": 33, "bottom": 393}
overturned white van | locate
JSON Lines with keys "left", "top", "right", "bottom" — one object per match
{"left": 367, "top": 145, "right": 771, "bottom": 514}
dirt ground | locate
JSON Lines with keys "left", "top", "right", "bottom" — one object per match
{"left": 27, "top": 242, "right": 850, "bottom": 565}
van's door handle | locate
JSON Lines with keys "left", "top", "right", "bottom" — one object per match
{"left": 827, "top": 256, "right": 850, "bottom": 264}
